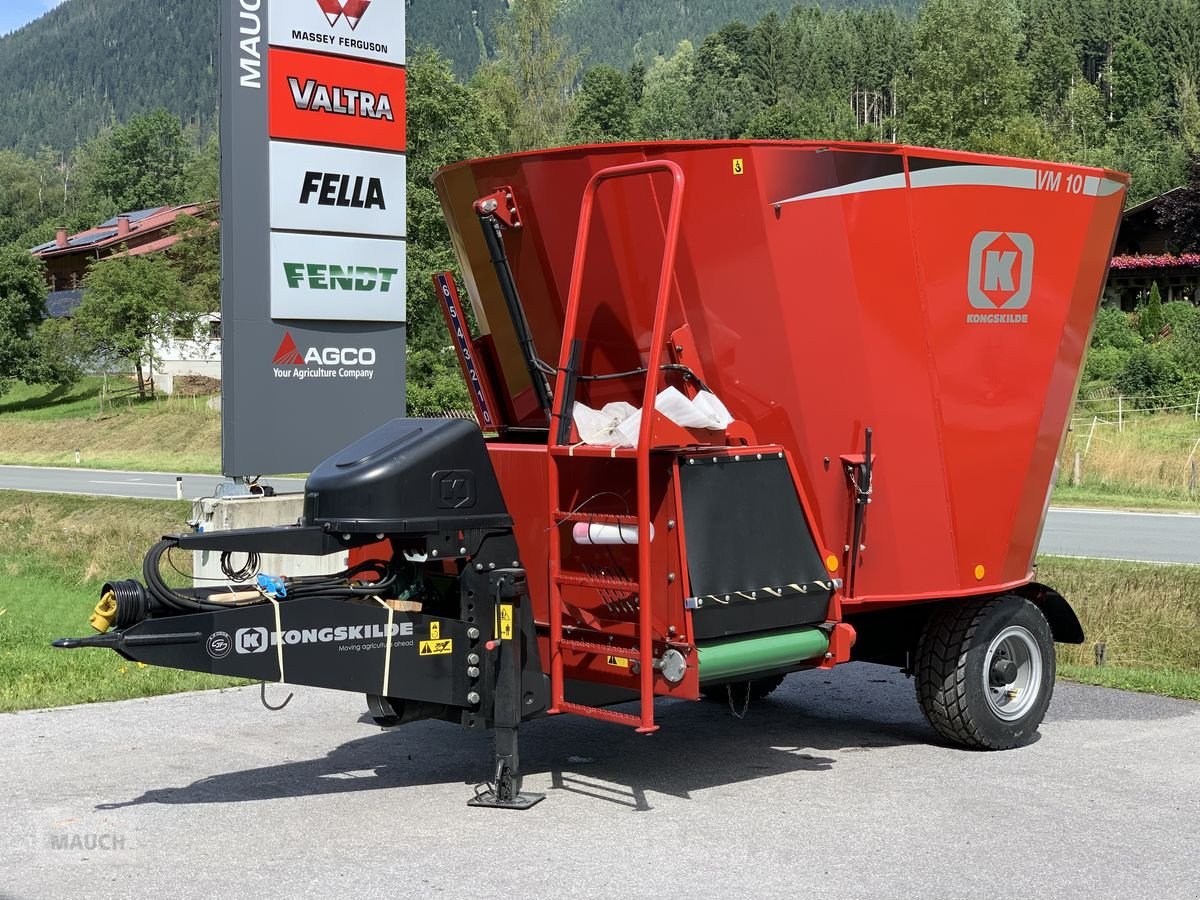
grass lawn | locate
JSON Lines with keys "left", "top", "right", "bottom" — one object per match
{"left": 1036, "top": 555, "right": 1200, "bottom": 701}
{"left": 1055, "top": 413, "right": 1200, "bottom": 513}
{"left": 0, "top": 492, "right": 245, "bottom": 712}
{"left": 0, "top": 378, "right": 221, "bottom": 473}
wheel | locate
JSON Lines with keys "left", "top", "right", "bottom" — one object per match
{"left": 700, "top": 672, "right": 787, "bottom": 703}
{"left": 915, "top": 594, "right": 1055, "bottom": 750}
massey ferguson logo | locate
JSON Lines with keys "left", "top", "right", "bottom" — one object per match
{"left": 273, "top": 331, "right": 378, "bottom": 379}
{"left": 289, "top": 78, "right": 395, "bottom": 121}
{"left": 967, "top": 231, "right": 1034, "bottom": 324}
{"left": 317, "top": 0, "right": 371, "bottom": 30}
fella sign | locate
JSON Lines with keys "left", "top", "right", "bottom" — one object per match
{"left": 221, "top": 0, "right": 407, "bottom": 475}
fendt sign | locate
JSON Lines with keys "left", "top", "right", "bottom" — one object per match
{"left": 221, "top": 0, "right": 406, "bottom": 475}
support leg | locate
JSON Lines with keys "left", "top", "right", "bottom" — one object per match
{"left": 468, "top": 571, "right": 544, "bottom": 809}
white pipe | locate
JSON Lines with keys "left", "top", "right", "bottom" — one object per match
{"left": 572, "top": 522, "right": 654, "bottom": 545}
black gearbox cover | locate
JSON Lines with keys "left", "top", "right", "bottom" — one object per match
{"left": 303, "top": 418, "right": 511, "bottom": 534}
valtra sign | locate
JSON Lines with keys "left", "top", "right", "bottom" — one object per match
{"left": 269, "top": 48, "right": 406, "bottom": 151}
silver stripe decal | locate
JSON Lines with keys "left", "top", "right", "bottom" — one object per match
{"left": 772, "top": 164, "right": 1125, "bottom": 206}
{"left": 909, "top": 164, "right": 1037, "bottom": 190}
{"left": 774, "top": 172, "right": 908, "bottom": 206}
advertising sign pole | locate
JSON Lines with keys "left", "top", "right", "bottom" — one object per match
{"left": 220, "top": 0, "right": 407, "bottom": 477}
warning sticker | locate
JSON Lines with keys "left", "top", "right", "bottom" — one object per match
{"left": 430, "top": 621, "right": 441, "bottom": 641}
{"left": 499, "top": 604, "right": 513, "bottom": 640}
{"left": 732, "top": 158, "right": 745, "bottom": 175}
{"left": 419, "top": 639, "right": 453, "bottom": 656}
{"left": 605, "top": 655, "right": 630, "bottom": 668}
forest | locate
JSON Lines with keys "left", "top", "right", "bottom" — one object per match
{"left": 0, "top": 0, "right": 1199, "bottom": 410}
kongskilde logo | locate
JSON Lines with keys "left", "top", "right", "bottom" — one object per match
{"left": 272, "top": 331, "right": 378, "bottom": 381}
{"left": 235, "top": 622, "right": 412, "bottom": 654}
{"left": 967, "top": 231, "right": 1035, "bottom": 324}
{"left": 317, "top": 0, "right": 371, "bottom": 30}
{"left": 289, "top": 77, "right": 395, "bottom": 121}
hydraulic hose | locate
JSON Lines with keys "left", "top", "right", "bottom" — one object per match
{"left": 141, "top": 539, "right": 400, "bottom": 613}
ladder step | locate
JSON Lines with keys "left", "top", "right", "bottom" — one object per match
{"left": 557, "top": 638, "right": 641, "bottom": 659}
{"left": 552, "top": 510, "right": 639, "bottom": 525}
{"left": 555, "top": 572, "right": 641, "bottom": 592}
{"left": 557, "top": 701, "right": 656, "bottom": 731}
{"left": 549, "top": 445, "right": 638, "bottom": 459}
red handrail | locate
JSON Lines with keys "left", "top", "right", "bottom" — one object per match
{"left": 547, "top": 159, "right": 687, "bottom": 733}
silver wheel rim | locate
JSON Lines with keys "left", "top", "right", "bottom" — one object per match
{"left": 983, "top": 625, "right": 1042, "bottom": 721}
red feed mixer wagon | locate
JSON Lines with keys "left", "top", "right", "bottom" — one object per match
{"left": 56, "top": 141, "right": 1127, "bottom": 808}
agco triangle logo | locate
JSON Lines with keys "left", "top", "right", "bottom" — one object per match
{"left": 317, "top": 0, "right": 371, "bottom": 31}
{"left": 273, "top": 332, "right": 305, "bottom": 365}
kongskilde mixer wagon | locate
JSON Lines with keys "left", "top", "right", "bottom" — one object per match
{"left": 56, "top": 141, "right": 1128, "bottom": 808}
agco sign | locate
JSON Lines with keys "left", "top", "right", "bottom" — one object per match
{"left": 273, "top": 331, "right": 378, "bottom": 380}
{"left": 966, "top": 231, "right": 1034, "bottom": 324}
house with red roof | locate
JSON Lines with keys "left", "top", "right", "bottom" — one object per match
{"left": 30, "top": 203, "right": 221, "bottom": 392}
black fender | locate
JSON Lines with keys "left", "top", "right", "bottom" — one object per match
{"left": 1014, "top": 582, "right": 1085, "bottom": 644}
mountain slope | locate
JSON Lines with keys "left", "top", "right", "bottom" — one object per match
{"left": 0, "top": 0, "right": 923, "bottom": 153}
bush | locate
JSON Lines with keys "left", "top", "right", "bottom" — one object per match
{"left": 1115, "top": 344, "right": 1185, "bottom": 399}
{"left": 1083, "top": 345, "right": 1130, "bottom": 384}
{"left": 1161, "top": 300, "right": 1200, "bottom": 336}
{"left": 1091, "top": 307, "right": 1142, "bottom": 350}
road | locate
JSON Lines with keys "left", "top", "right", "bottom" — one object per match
{"left": 2, "top": 465, "right": 1198, "bottom": 564}
{"left": 0, "top": 465, "right": 305, "bottom": 501}
{"left": 1, "top": 665, "right": 1195, "bottom": 899}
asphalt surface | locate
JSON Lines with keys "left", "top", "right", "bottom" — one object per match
{"left": 3, "top": 464, "right": 1198, "bottom": 564}
{"left": 1, "top": 665, "right": 1196, "bottom": 899}
{"left": 0, "top": 465, "right": 305, "bottom": 501}
{"left": 1036, "top": 506, "right": 1200, "bottom": 565}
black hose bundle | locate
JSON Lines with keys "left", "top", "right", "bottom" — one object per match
{"left": 142, "top": 539, "right": 399, "bottom": 613}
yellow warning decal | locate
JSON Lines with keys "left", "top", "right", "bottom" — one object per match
{"left": 429, "top": 621, "right": 441, "bottom": 640}
{"left": 732, "top": 158, "right": 745, "bottom": 175}
{"left": 499, "top": 604, "right": 513, "bottom": 640}
{"left": 419, "top": 639, "right": 453, "bottom": 656}
{"left": 605, "top": 655, "right": 630, "bottom": 668}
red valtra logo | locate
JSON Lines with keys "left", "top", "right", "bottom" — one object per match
{"left": 273, "top": 332, "right": 305, "bottom": 365}
{"left": 317, "top": 0, "right": 371, "bottom": 31}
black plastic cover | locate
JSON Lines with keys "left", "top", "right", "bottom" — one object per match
{"left": 680, "top": 454, "right": 832, "bottom": 639}
{"left": 303, "top": 418, "right": 511, "bottom": 534}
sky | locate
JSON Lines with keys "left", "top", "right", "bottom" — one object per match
{"left": 0, "top": 0, "right": 66, "bottom": 38}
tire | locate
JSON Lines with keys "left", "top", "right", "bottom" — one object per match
{"left": 915, "top": 594, "right": 1055, "bottom": 750}
{"left": 700, "top": 672, "right": 787, "bottom": 703}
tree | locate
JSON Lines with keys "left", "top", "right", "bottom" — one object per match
{"left": 748, "top": 12, "right": 790, "bottom": 108}
{"left": 1024, "top": 2, "right": 1081, "bottom": 114}
{"left": 1157, "top": 152, "right": 1200, "bottom": 252}
{"left": 1139, "top": 281, "right": 1165, "bottom": 341}
{"left": 493, "top": 0, "right": 580, "bottom": 150}
{"left": 631, "top": 41, "right": 697, "bottom": 140}
{"left": 1109, "top": 37, "right": 1162, "bottom": 123}
{"left": 0, "top": 245, "right": 65, "bottom": 396}
{"left": 402, "top": 48, "right": 503, "bottom": 414}
{"left": 170, "top": 214, "right": 220, "bottom": 314}
{"left": 72, "top": 253, "right": 187, "bottom": 396}
{"left": 568, "top": 65, "right": 632, "bottom": 143}
{"left": 904, "top": 0, "right": 1030, "bottom": 149}
{"left": 77, "top": 109, "right": 196, "bottom": 213}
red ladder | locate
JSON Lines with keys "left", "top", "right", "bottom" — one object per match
{"left": 546, "top": 160, "right": 686, "bottom": 734}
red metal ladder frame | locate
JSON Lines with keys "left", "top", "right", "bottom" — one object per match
{"left": 546, "top": 160, "right": 687, "bottom": 734}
